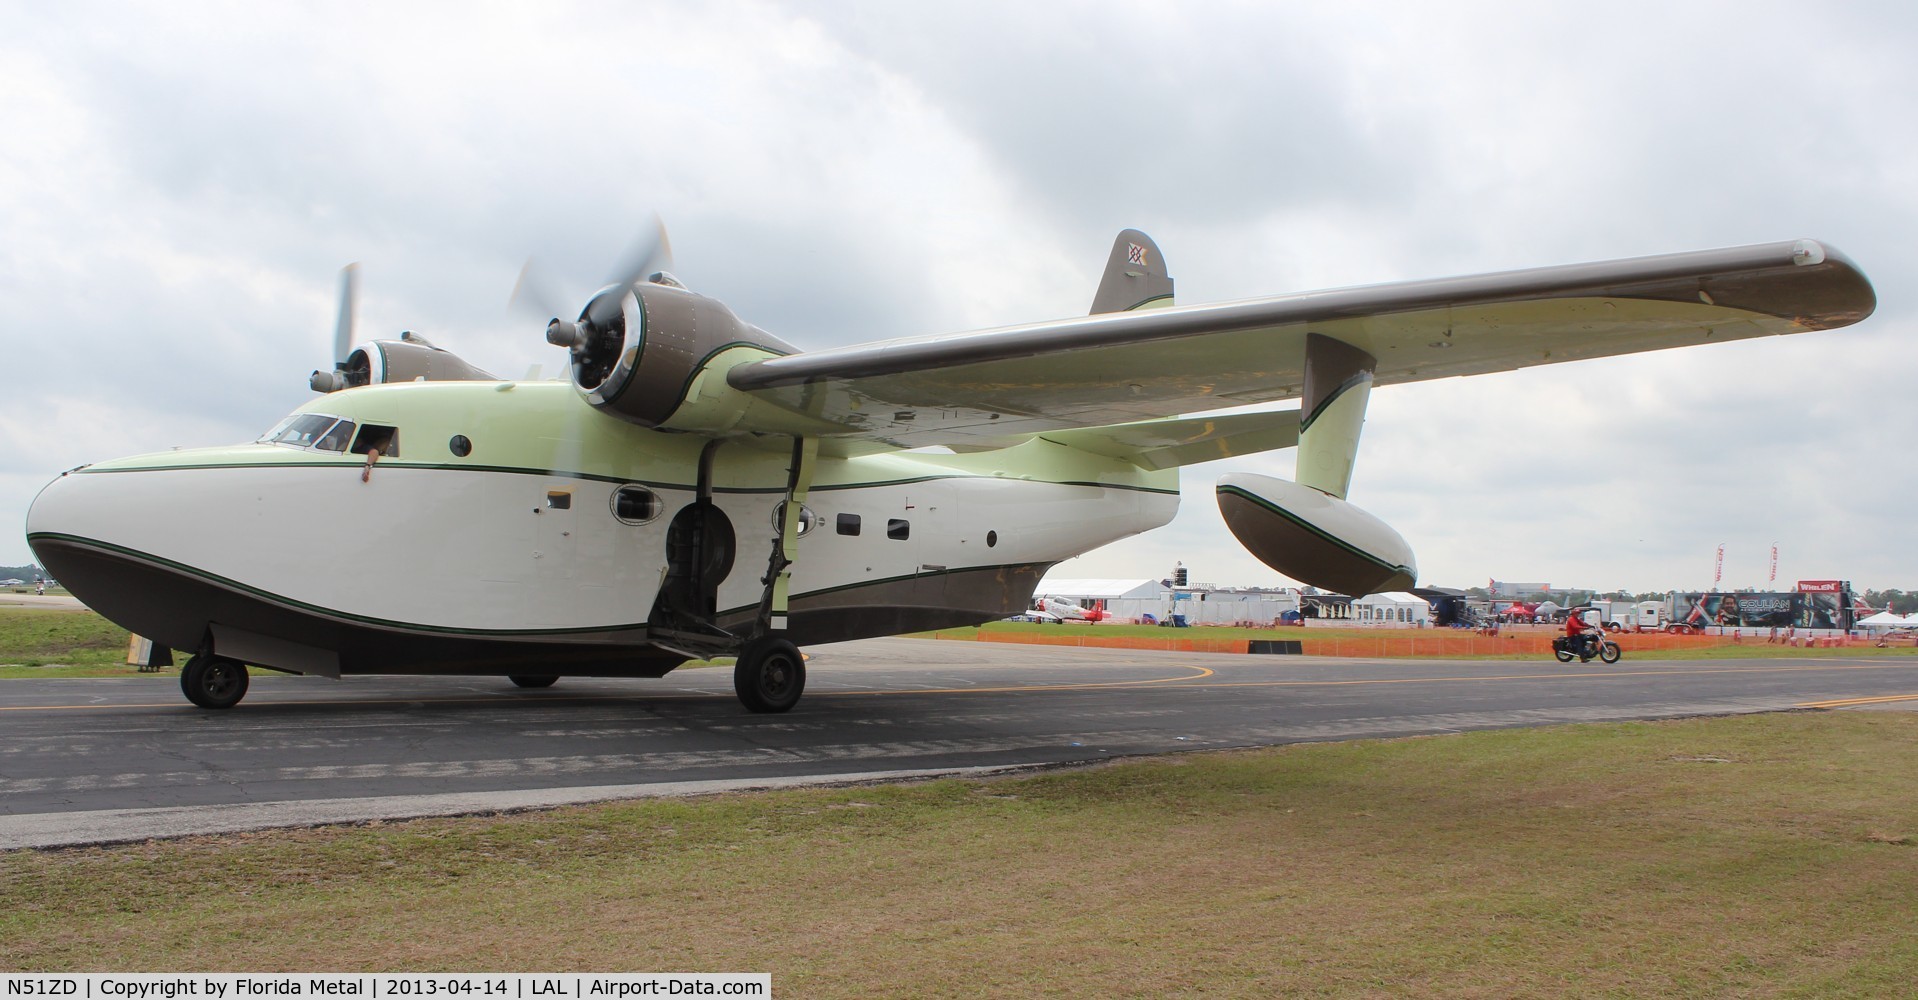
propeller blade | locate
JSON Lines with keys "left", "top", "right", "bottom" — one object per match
{"left": 509, "top": 258, "right": 568, "bottom": 321}
{"left": 332, "top": 263, "right": 360, "bottom": 365}
{"left": 586, "top": 215, "right": 673, "bottom": 328}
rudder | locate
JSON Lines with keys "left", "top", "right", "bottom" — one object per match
{"left": 1090, "top": 229, "right": 1175, "bottom": 314}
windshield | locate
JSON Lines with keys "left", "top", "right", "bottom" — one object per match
{"left": 262, "top": 413, "right": 355, "bottom": 452}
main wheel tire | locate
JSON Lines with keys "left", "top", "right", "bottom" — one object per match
{"left": 1599, "top": 642, "right": 1622, "bottom": 664}
{"left": 734, "top": 637, "right": 805, "bottom": 713}
{"left": 1553, "top": 648, "right": 1574, "bottom": 663}
{"left": 181, "top": 654, "right": 249, "bottom": 709}
{"left": 509, "top": 675, "right": 559, "bottom": 688}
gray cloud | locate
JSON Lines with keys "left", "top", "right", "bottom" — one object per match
{"left": 2, "top": 1, "right": 1911, "bottom": 595}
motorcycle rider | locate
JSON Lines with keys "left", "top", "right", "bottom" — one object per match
{"left": 1565, "top": 609, "right": 1600, "bottom": 660}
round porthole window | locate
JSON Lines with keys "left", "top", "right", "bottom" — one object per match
{"left": 448, "top": 434, "right": 472, "bottom": 457}
{"left": 987, "top": 530, "right": 998, "bottom": 548}
{"left": 611, "top": 485, "right": 662, "bottom": 524}
{"left": 770, "top": 501, "right": 818, "bottom": 537}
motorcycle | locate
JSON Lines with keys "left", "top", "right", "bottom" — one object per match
{"left": 1552, "top": 630, "right": 1621, "bottom": 664}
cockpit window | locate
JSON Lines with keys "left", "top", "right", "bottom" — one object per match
{"left": 262, "top": 414, "right": 355, "bottom": 452}
{"left": 315, "top": 420, "right": 354, "bottom": 452}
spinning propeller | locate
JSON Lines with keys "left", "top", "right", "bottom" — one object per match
{"left": 517, "top": 216, "right": 675, "bottom": 392}
{"left": 309, "top": 264, "right": 364, "bottom": 392}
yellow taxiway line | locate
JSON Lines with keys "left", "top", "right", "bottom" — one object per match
{"left": 1794, "top": 692, "right": 1918, "bottom": 709}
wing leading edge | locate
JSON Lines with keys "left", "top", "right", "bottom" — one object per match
{"left": 725, "top": 239, "right": 1873, "bottom": 450}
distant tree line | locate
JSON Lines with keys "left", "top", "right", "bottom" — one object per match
{"left": 1460, "top": 585, "right": 1916, "bottom": 614}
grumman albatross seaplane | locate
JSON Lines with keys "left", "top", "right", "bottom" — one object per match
{"left": 25, "top": 228, "right": 1875, "bottom": 712}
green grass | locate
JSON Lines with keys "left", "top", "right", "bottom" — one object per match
{"left": 4, "top": 711, "right": 1916, "bottom": 995}
{"left": 0, "top": 607, "right": 144, "bottom": 678}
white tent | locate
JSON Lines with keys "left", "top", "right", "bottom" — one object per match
{"left": 1858, "top": 611, "right": 1910, "bottom": 630}
{"left": 1352, "top": 591, "right": 1430, "bottom": 626}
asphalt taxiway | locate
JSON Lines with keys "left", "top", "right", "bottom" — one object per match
{"left": 4, "top": 637, "right": 1916, "bottom": 850}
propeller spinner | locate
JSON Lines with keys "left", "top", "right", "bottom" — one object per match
{"left": 522, "top": 217, "right": 674, "bottom": 391}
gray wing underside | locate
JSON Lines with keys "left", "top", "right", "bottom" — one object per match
{"left": 727, "top": 240, "right": 1874, "bottom": 450}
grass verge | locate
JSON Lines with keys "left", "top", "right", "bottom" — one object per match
{"left": 4, "top": 711, "right": 1916, "bottom": 995}
{"left": 0, "top": 607, "right": 141, "bottom": 678}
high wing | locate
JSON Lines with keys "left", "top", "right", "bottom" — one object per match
{"left": 725, "top": 239, "right": 1873, "bottom": 449}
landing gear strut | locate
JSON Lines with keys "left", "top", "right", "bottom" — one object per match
{"left": 734, "top": 636, "right": 805, "bottom": 713}
{"left": 181, "top": 653, "right": 250, "bottom": 709}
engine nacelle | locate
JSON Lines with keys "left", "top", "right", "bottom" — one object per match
{"left": 567, "top": 282, "right": 799, "bottom": 433}
{"left": 1216, "top": 473, "right": 1417, "bottom": 597}
{"left": 310, "top": 336, "right": 496, "bottom": 392}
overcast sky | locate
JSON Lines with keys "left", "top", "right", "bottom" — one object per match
{"left": 3, "top": 1, "right": 1912, "bottom": 595}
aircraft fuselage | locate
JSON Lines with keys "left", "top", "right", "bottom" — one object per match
{"left": 26, "top": 381, "right": 1178, "bottom": 678}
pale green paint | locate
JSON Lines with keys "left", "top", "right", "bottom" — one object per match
{"left": 84, "top": 380, "right": 1180, "bottom": 495}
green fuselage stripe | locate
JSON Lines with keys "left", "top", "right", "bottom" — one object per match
{"left": 30, "top": 531, "right": 1045, "bottom": 638}
{"left": 71, "top": 462, "right": 1178, "bottom": 496}
{"left": 29, "top": 532, "right": 634, "bottom": 637}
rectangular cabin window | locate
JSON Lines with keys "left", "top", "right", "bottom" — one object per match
{"left": 887, "top": 518, "right": 909, "bottom": 540}
{"left": 836, "top": 513, "right": 861, "bottom": 536}
{"left": 546, "top": 490, "right": 572, "bottom": 510}
{"left": 350, "top": 424, "right": 400, "bottom": 459}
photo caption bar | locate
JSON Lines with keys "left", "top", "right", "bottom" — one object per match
{"left": 2, "top": 976, "right": 770, "bottom": 1000}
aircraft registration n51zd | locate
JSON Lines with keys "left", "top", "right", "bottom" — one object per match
{"left": 25, "top": 228, "right": 1875, "bottom": 712}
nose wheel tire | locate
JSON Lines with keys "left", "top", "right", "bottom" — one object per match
{"left": 509, "top": 675, "right": 560, "bottom": 688}
{"left": 735, "top": 637, "right": 805, "bottom": 713}
{"left": 181, "top": 654, "right": 250, "bottom": 709}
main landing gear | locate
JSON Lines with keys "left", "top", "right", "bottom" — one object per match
{"left": 181, "top": 653, "right": 250, "bottom": 709}
{"left": 734, "top": 636, "right": 805, "bottom": 713}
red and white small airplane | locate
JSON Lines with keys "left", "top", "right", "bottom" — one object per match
{"left": 1034, "top": 596, "right": 1110, "bottom": 623}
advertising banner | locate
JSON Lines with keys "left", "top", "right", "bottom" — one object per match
{"left": 1675, "top": 588, "right": 1851, "bottom": 630}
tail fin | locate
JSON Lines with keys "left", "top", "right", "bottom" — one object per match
{"left": 1090, "top": 229, "right": 1175, "bottom": 314}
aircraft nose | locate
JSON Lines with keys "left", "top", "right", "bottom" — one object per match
{"left": 25, "top": 467, "right": 105, "bottom": 595}
{"left": 25, "top": 465, "right": 212, "bottom": 650}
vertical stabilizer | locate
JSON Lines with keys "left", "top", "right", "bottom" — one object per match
{"left": 1090, "top": 229, "right": 1175, "bottom": 314}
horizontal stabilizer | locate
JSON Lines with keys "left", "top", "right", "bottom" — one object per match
{"left": 1038, "top": 410, "right": 1300, "bottom": 470}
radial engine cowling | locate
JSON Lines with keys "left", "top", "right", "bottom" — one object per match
{"left": 562, "top": 282, "right": 796, "bottom": 430}
{"left": 310, "top": 337, "right": 497, "bottom": 392}
{"left": 1216, "top": 473, "right": 1417, "bottom": 598}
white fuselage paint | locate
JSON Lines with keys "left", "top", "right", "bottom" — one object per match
{"left": 28, "top": 444, "right": 1177, "bottom": 636}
